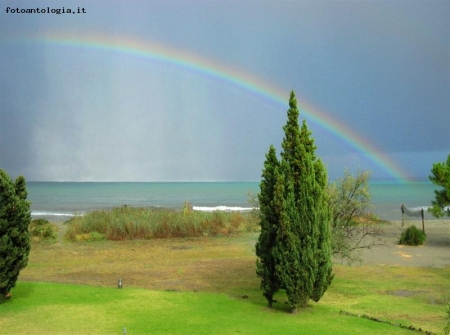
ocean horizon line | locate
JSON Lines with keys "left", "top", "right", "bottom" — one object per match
{"left": 27, "top": 180, "right": 261, "bottom": 183}
{"left": 26, "top": 179, "right": 431, "bottom": 184}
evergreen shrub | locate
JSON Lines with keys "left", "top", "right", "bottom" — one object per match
{"left": 398, "top": 225, "right": 426, "bottom": 246}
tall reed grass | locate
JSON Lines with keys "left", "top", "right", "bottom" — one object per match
{"left": 65, "top": 205, "right": 258, "bottom": 241}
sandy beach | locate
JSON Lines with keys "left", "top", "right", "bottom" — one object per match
{"left": 360, "top": 220, "right": 450, "bottom": 267}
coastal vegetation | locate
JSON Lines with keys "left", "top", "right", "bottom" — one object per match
{"left": 29, "top": 218, "right": 58, "bottom": 242}
{"left": 64, "top": 204, "right": 258, "bottom": 241}
{"left": 0, "top": 170, "right": 31, "bottom": 304}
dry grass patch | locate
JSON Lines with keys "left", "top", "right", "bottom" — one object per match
{"left": 21, "top": 234, "right": 258, "bottom": 293}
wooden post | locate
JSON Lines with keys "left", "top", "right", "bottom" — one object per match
{"left": 401, "top": 204, "right": 405, "bottom": 227}
{"left": 421, "top": 208, "right": 425, "bottom": 234}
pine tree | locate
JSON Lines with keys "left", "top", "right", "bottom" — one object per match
{"left": 256, "top": 145, "right": 280, "bottom": 307}
{"left": 256, "top": 91, "right": 333, "bottom": 313}
{"left": 0, "top": 170, "right": 31, "bottom": 303}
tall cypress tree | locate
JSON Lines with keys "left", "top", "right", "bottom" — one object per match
{"left": 256, "top": 91, "right": 333, "bottom": 313}
{"left": 281, "top": 91, "right": 333, "bottom": 312}
{"left": 256, "top": 145, "right": 280, "bottom": 307}
{"left": 0, "top": 171, "right": 31, "bottom": 303}
{"left": 280, "top": 95, "right": 318, "bottom": 311}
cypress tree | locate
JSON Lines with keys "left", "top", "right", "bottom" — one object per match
{"left": 257, "top": 91, "right": 333, "bottom": 313}
{"left": 256, "top": 145, "right": 280, "bottom": 307}
{"left": 280, "top": 101, "right": 319, "bottom": 311}
{"left": 280, "top": 91, "right": 333, "bottom": 311}
{"left": 0, "top": 170, "right": 31, "bottom": 303}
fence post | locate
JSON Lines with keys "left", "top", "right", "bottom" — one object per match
{"left": 421, "top": 208, "right": 425, "bottom": 234}
{"left": 401, "top": 204, "right": 404, "bottom": 227}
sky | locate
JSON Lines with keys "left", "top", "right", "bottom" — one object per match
{"left": 0, "top": 0, "right": 449, "bottom": 182}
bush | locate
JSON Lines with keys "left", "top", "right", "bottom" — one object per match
{"left": 29, "top": 219, "right": 57, "bottom": 242}
{"left": 64, "top": 206, "right": 253, "bottom": 241}
{"left": 398, "top": 225, "right": 426, "bottom": 246}
{"left": 328, "top": 170, "right": 387, "bottom": 264}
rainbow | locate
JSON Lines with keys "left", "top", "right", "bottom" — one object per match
{"left": 4, "top": 32, "right": 411, "bottom": 182}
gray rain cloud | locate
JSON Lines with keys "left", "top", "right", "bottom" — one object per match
{"left": 1, "top": 1, "right": 449, "bottom": 181}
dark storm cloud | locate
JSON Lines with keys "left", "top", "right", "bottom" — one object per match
{"left": 1, "top": 0, "right": 448, "bottom": 181}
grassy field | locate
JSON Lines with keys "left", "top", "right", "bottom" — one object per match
{"left": 1, "top": 232, "right": 449, "bottom": 334}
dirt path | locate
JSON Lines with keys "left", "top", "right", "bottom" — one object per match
{"left": 360, "top": 220, "right": 450, "bottom": 267}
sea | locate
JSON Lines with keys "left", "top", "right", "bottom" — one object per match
{"left": 27, "top": 181, "right": 439, "bottom": 222}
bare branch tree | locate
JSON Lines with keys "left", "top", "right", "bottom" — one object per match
{"left": 328, "top": 170, "right": 387, "bottom": 264}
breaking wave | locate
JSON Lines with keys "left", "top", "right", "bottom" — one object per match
{"left": 31, "top": 211, "right": 84, "bottom": 218}
{"left": 193, "top": 206, "right": 255, "bottom": 212}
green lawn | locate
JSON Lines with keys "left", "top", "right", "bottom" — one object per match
{"left": 0, "top": 281, "right": 425, "bottom": 335}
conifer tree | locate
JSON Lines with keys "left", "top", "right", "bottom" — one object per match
{"left": 0, "top": 170, "right": 31, "bottom": 303}
{"left": 255, "top": 145, "right": 280, "bottom": 307}
{"left": 429, "top": 154, "right": 450, "bottom": 218}
{"left": 281, "top": 92, "right": 326, "bottom": 312}
{"left": 256, "top": 91, "right": 333, "bottom": 313}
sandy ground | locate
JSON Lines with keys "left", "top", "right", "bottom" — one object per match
{"left": 360, "top": 220, "right": 450, "bottom": 267}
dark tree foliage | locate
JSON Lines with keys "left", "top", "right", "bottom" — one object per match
{"left": 0, "top": 170, "right": 31, "bottom": 303}
{"left": 256, "top": 145, "right": 281, "bottom": 307}
{"left": 428, "top": 154, "right": 450, "bottom": 218}
{"left": 256, "top": 91, "right": 333, "bottom": 313}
